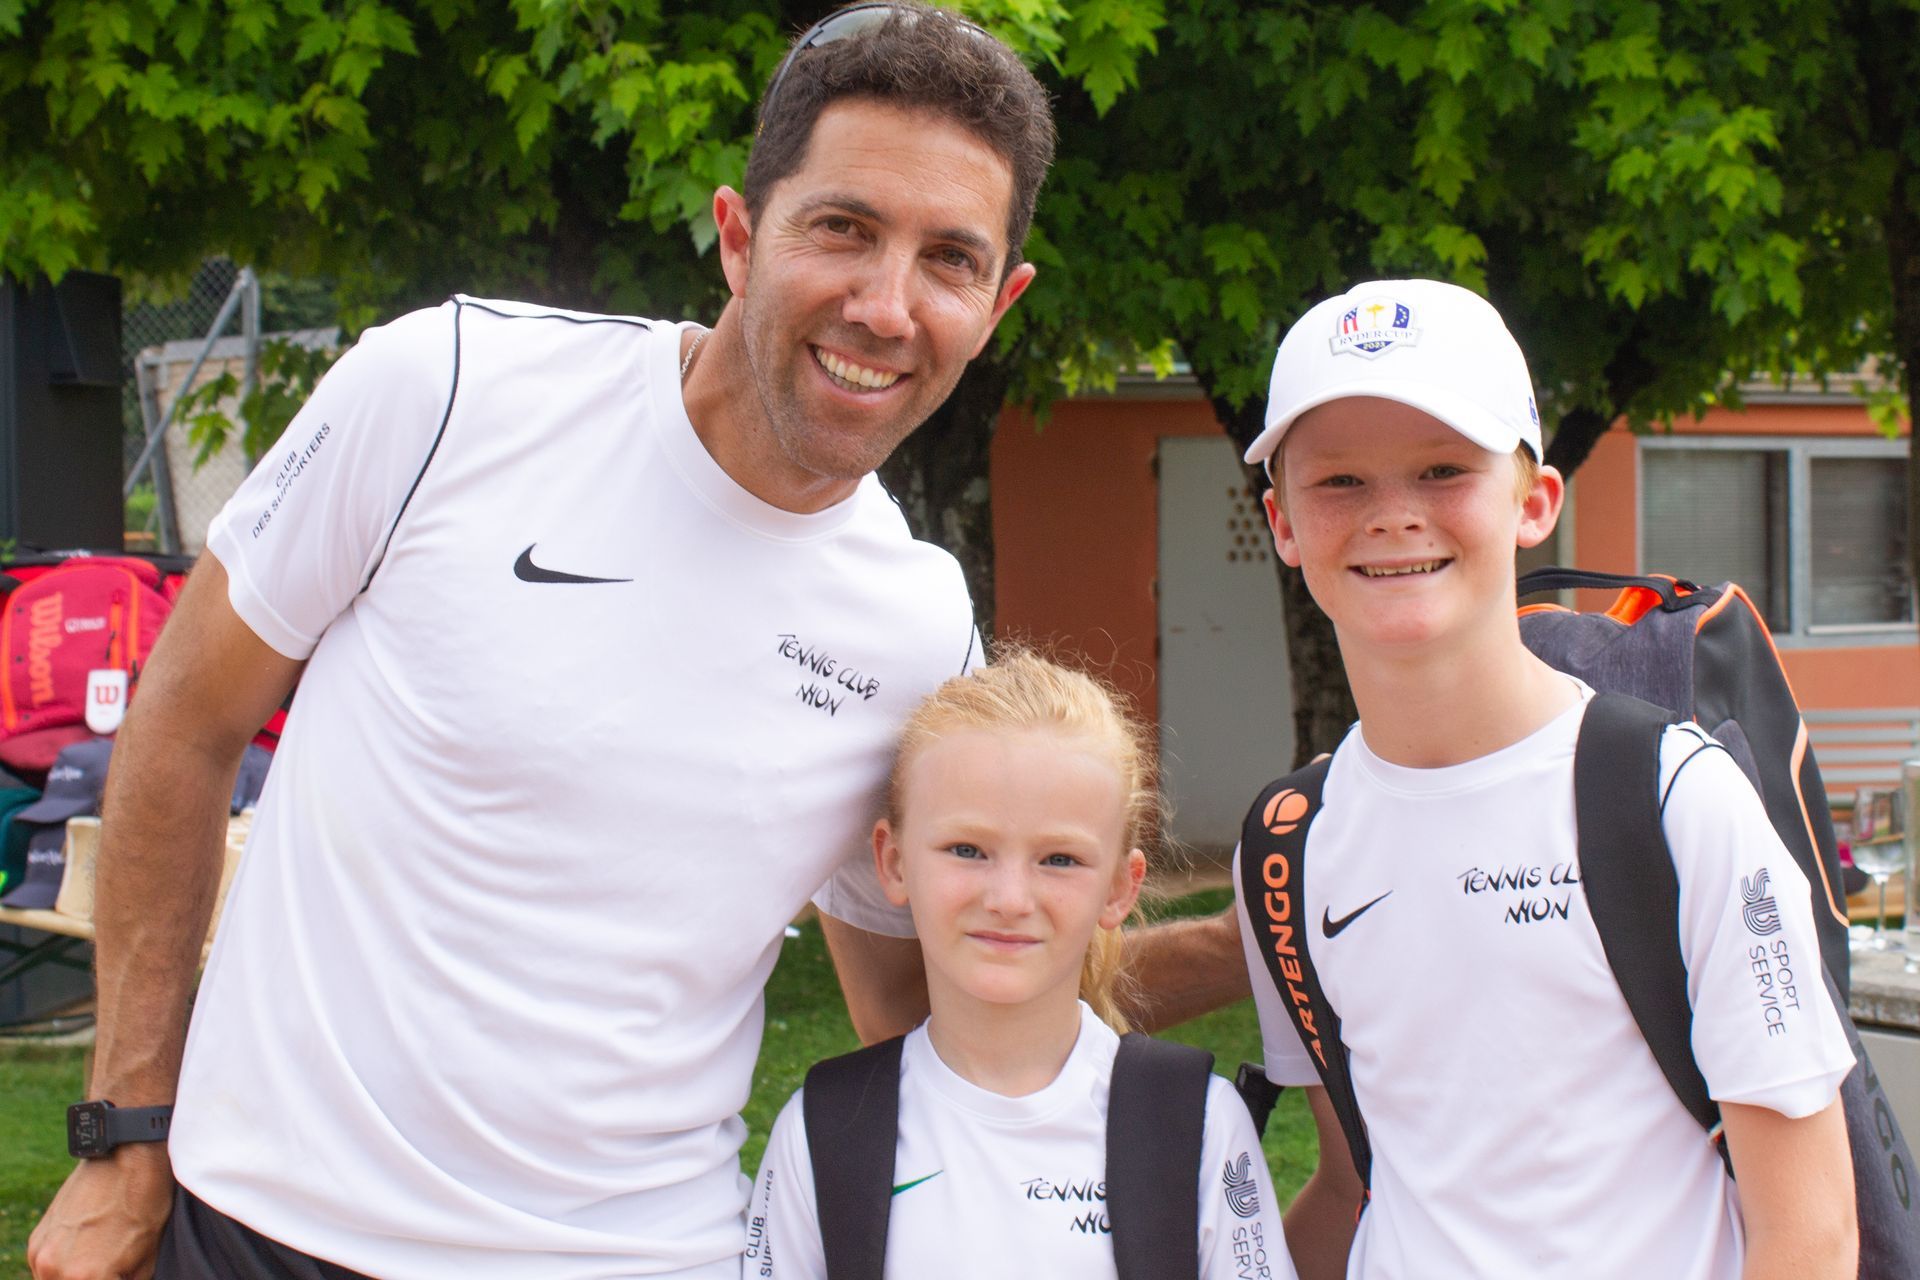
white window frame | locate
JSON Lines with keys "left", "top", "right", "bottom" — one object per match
{"left": 1637, "top": 434, "right": 1914, "bottom": 648}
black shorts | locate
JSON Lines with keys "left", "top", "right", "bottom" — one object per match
{"left": 155, "top": 1186, "right": 372, "bottom": 1280}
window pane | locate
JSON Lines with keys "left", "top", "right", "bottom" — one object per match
{"left": 1641, "top": 449, "right": 1789, "bottom": 630}
{"left": 1810, "top": 457, "right": 1913, "bottom": 626}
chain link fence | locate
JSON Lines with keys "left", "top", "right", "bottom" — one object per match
{"left": 120, "top": 261, "right": 338, "bottom": 556}
{"left": 121, "top": 259, "right": 246, "bottom": 554}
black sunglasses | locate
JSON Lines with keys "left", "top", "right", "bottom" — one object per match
{"left": 758, "top": 3, "right": 994, "bottom": 134}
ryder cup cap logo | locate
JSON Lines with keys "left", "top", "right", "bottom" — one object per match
{"left": 1330, "top": 296, "right": 1419, "bottom": 359}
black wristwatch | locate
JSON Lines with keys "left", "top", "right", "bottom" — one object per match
{"left": 67, "top": 1100, "right": 173, "bottom": 1159}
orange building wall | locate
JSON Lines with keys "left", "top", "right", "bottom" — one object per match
{"left": 1570, "top": 409, "right": 1919, "bottom": 711}
{"left": 992, "top": 391, "right": 1916, "bottom": 719}
{"left": 991, "top": 397, "right": 1226, "bottom": 723}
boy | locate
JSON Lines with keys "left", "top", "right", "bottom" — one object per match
{"left": 1233, "top": 279, "right": 1859, "bottom": 1280}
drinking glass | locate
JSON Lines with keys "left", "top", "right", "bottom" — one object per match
{"left": 1853, "top": 834, "right": 1907, "bottom": 952}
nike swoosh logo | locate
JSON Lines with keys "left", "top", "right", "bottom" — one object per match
{"left": 1322, "top": 891, "right": 1391, "bottom": 939}
{"left": 513, "top": 544, "right": 631, "bottom": 585}
{"left": 891, "top": 1171, "right": 943, "bottom": 1197}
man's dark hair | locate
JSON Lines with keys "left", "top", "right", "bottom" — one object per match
{"left": 743, "top": 4, "right": 1056, "bottom": 273}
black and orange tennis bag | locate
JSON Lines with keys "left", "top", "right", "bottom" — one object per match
{"left": 1237, "top": 566, "right": 1920, "bottom": 1275}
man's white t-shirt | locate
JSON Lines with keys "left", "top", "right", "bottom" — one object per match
{"left": 1235, "top": 688, "right": 1855, "bottom": 1280}
{"left": 747, "top": 1002, "right": 1298, "bottom": 1280}
{"left": 172, "top": 298, "right": 976, "bottom": 1279}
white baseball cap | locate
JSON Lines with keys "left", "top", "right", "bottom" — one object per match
{"left": 1243, "top": 279, "right": 1542, "bottom": 466}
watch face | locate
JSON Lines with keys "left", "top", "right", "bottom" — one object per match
{"left": 68, "top": 1102, "right": 110, "bottom": 1159}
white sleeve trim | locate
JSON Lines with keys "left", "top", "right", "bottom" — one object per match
{"left": 812, "top": 875, "right": 916, "bottom": 939}
{"left": 206, "top": 543, "right": 321, "bottom": 660}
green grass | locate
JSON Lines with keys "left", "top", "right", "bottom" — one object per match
{"left": 1, "top": 1042, "right": 87, "bottom": 1278}
{"left": 2, "top": 890, "right": 1312, "bottom": 1278}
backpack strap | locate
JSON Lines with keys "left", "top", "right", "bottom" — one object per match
{"left": 803, "top": 1035, "right": 905, "bottom": 1280}
{"left": 1232, "top": 1061, "right": 1283, "bottom": 1138}
{"left": 1237, "top": 757, "right": 1373, "bottom": 1191}
{"left": 1574, "top": 693, "right": 1727, "bottom": 1151}
{"left": 1107, "top": 1033, "right": 1213, "bottom": 1280}
{"left": 1516, "top": 566, "right": 1701, "bottom": 610}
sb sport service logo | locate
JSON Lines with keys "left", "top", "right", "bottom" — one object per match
{"left": 1330, "top": 296, "right": 1419, "bottom": 359}
{"left": 1741, "top": 869, "right": 1783, "bottom": 937}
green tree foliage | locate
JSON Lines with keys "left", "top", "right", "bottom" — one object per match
{"left": 1023, "top": 0, "right": 1917, "bottom": 757}
{"left": 8, "top": 1, "right": 1919, "bottom": 739}
{"left": 0, "top": 0, "right": 1161, "bottom": 633}
{"left": 1, "top": 0, "right": 1159, "bottom": 321}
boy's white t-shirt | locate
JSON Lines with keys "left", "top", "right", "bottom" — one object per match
{"left": 1235, "top": 686, "right": 1855, "bottom": 1280}
{"left": 172, "top": 298, "right": 975, "bottom": 1279}
{"left": 747, "top": 1002, "right": 1298, "bottom": 1280}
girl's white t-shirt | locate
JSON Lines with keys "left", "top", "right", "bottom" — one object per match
{"left": 748, "top": 1002, "right": 1299, "bottom": 1280}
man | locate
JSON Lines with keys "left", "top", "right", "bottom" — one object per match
{"left": 28, "top": 7, "right": 1245, "bottom": 1279}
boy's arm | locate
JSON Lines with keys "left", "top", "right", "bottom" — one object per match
{"left": 1722, "top": 1095, "right": 1856, "bottom": 1280}
{"left": 1282, "top": 1087, "right": 1364, "bottom": 1280}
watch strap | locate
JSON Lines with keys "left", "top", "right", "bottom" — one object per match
{"left": 105, "top": 1103, "right": 173, "bottom": 1147}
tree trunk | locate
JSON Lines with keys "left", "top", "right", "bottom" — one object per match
{"left": 1544, "top": 406, "right": 1613, "bottom": 478}
{"left": 1197, "top": 380, "right": 1358, "bottom": 766}
{"left": 1888, "top": 154, "right": 1920, "bottom": 642}
{"left": 877, "top": 353, "right": 1015, "bottom": 642}
{"left": 1889, "top": 157, "right": 1920, "bottom": 643}
{"left": 1852, "top": 0, "right": 1920, "bottom": 650}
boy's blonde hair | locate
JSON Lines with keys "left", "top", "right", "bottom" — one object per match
{"left": 1267, "top": 439, "right": 1541, "bottom": 509}
{"left": 886, "top": 648, "right": 1163, "bottom": 1033}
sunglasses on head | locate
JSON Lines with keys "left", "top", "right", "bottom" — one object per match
{"left": 758, "top": 2, "right": 994, "bottom": 134}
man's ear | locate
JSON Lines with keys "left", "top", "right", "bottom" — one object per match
{"left": 873, "top": 818, "right": 911, "bottom": 908}
{"left": 1099, "top": 849, "right": 1148, "bottom": 930}
{"left": 967, "top": 261, "right": 1037, "bottom": 359}
{"left": 1516, "top": 463, "right": 1566, "bottom": 549}
{"left": 1263, "top": 487, "right": 1303, "bottom": 568}
{"left": 715, "top": 186, "right": 753, "bottom": 299}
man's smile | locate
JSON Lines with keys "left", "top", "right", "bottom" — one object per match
{"left": 812, "top": 344, "right": 905, "bottom": 392}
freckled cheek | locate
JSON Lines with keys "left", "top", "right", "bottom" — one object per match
{"left": 1282, "top": 511, "right": 1348, "bottom": 564}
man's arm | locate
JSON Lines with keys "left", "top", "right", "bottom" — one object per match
{"left": 1723, "top": 1095, "right": 1856, "bottom": 1280}
{"left": 818, "top": 913, "right": 928, "bottom": 1045}
{"left": 1281, "top": 1086, "right": 1364, "bottom": 1280}
{"left": 1114, "top": 906, "right": 1252, "bottom": 1032}
{"left": 28, "top": 555, "right": 303, "bottom": 1280}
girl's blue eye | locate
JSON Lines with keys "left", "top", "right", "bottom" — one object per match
{"left": 950, "top": 843, "right": 983, "bottom": 859}
{"left": 1042, "top": 853, "right": 1079, "bottom": 868}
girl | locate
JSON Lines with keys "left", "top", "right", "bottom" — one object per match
{"left": 746, "top": 651, "right": 1295, "bottom": 1279}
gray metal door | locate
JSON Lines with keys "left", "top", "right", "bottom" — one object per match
{"left": 1157, "top": 437, "right": 1295, "bottom": 860}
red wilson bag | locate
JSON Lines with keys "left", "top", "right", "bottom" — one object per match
{"left": 0, "top": 556, "right": 175, "bottom": 775}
